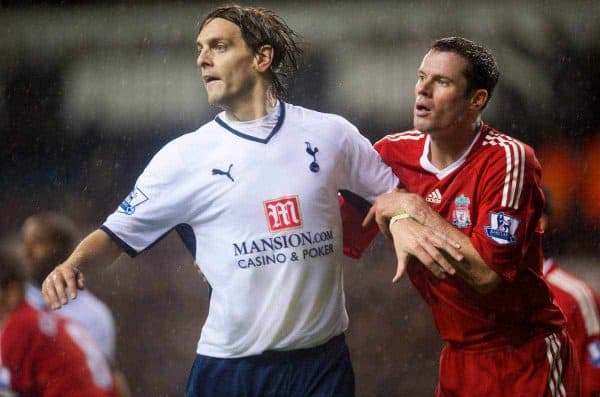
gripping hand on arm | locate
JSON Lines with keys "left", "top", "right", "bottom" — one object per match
{"left": 364, "top": 189, "right": 463, "bottom": 281}
{"left": 42, "top": 229, "right": 123, "bottom": 310}
{"left": 364, "top": 190, "right": 501, "bottom": 293}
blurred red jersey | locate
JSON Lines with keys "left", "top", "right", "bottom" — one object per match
{"left": 347, "top": 124, "right": 565, "bottom": 349}
{"left": 544, "top": 258, "right": 600, "bottom": 397}
{"left": 0, "top": 302, "right": 117, "bottom": 397}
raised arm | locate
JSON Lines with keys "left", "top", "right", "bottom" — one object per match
{"left": 42, "top": 229, "right": 123, "bottom": 309}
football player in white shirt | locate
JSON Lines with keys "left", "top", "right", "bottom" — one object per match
{"left": 39, "top": 5, "right": 437, "bottom": 397}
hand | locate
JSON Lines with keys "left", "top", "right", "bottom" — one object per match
{"left": 389, "top": 218, "right": 462, "bottom": 281}
{"left": 41, "top": 263, "right": 85, "bottom": 310}
{"left": 362, "top": 190, "right": 433, "bottom": 238}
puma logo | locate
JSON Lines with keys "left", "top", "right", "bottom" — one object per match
{"left": 212, "top": 164, "right": 234, "bottom": 182}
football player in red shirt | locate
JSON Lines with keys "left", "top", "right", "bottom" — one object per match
{"left": 349, "top": 37, "right": 581, "bottom": 396}
{"left": 541, "top": 190, "right": 600, "bottom": 397}
{"left": 0, "top": 250, "right": 117, "bottom": 397}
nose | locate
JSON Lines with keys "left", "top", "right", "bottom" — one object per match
{"left": 416, "top": 77, "right": 432, "bottom": 97}
{"left": 197, "top": 48, "right": 211, "bottom": 69}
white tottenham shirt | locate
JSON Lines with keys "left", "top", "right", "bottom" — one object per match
{"left": 103, "top": 102, "right": 398, "bottom": 358}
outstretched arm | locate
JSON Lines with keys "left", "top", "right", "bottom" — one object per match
{"left": 42, "top": 229, "right": 123, "bottom": 309}
{"left": 365, "top": 190, "right": 501, "bottom": 293}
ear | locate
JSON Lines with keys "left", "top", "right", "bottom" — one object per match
{"left": 255, "top": 44, "right": 274, "bottom": 73}
{"left": 470, "top": 89, "right": 488, "bottom": 111}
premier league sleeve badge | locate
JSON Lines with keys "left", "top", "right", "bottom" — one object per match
{"left": 484, "top": 211, "right": 520, "bottom": 244}
{"left": 118, "top": 187, "right": 149, "bottom": 215}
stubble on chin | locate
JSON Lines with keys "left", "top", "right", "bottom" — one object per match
{"left": 413, "top": 117, "right": 428, "bottom": 132}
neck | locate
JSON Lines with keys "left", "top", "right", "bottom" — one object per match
{"left": 223, "top": 85, "right": 277, "bottom": 122}
{"left": 428, "top": 118, "right": 481, "bottom": 169}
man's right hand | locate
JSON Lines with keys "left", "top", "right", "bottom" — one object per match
{"left": 41, "top": 263, "right": 85, "bottom": 310}
{"left": 389, "top": 218, "right": 462, "bottom": 281}
{"left": 40, "top": 229, "right": 122, "bottom": 310}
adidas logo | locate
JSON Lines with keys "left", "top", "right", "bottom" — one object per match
{"left": 426, "top": 189, "right": 442, "bottom": 204}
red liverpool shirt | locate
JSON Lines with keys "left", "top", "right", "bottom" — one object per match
{"left": 0, "top": 302, "right": 117, "bottom": 397}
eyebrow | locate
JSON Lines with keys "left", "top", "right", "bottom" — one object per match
{"left": 196, "top": 36, "right": 227, "bottom": 48}
{"left": 418, "top": 69, "right": 454, "bottom": 82}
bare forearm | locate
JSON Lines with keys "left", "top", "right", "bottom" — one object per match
{"left": 368, "top": 189, "right": 501, "bottom": 291}
{"left": 419, "top": 210, "right": 500, "bottom": 293}
{"left": 42, "top": 228, "right": 123, "bottom": 309}
{"left": 65, "top": 229, "right": 123, "bottom": 271}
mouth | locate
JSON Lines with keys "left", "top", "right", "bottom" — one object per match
{"left": 203, "top": 76, "right": 220, "bottom": 84}
{"left": 414, "top": 103, "right": 432, "bottom": 117}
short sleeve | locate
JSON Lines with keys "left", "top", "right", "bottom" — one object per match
{"left": 339, "top": 191, "right": 380, "bottom": 259}
{"left": 102, "top": 141, "right": 188, "bottom": 256}
{"left": 338, "top": 119, "right": 398, "bottom": 201}
{"left": 470, "top": 142, "right": 544, "bottom": 282}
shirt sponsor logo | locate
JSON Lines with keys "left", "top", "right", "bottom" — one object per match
{"left": 484, "top": 211, "right": 520, "bottom": 244}
{"left": 233, "top": 229, "right": 335, "bottom": 269}
{"left": 426, "top": 188, "right": 442, "bottom": 204}
{"left": 118, "top": 187, "right": 148, "bottom": 215}
{"left": 263, "top": 196, "right": 303, "bottom": 232}
{"left": 452, "top": 194, "right": 471, "bottom": 228}
{"left": 589, "top": 340, "right": 600, "bottom": 368}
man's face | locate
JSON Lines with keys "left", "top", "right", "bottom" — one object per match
{"left": 413, "top": 50, "right": 473, "bottom": 135}
{"left": 21, "top": 220, "right": 59, "bottom": 281}
{"left": 196, "top": 18, "right": 259, "bottom": 108}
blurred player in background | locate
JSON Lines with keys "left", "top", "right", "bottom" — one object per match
{"left": 36, "top": 5, "right": 431, "bottom": 397}
{"left": 0, "top": 249, "right": 118, "bottom": 397}
{"left": 20, "top": 212, "right": 130, "bottom": 397}
{"left": 542, "top": 189, "right": 600, "bottom": 397}
{"left": 347, "top": 37, "right": 580, "bottom": 395}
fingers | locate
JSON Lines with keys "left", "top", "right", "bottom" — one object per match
{"left": 410, "top": 245, "right": 448, "bottom": 279}
{"left": 428, "top": 232, "right": 463, "bottom": 265}
{"left": 420, "top": 240, "right": 455, "bottom": 276}
{"left": 376, "top": 215, "right": 392, "bottom": 239}
{"left": 76, "top": 272, "right": 85, "bottom": 290}
{"left": 63, "top": 268, "right": 79, "bottom": 299}
{"left": 42, "top": 266, "right": 83, "bottom": 310}
{"left": 362, "top": 206, "right": 376, "bottom": 227}
{"left": 392, "top": 251, "right": 409, "bottom": 283}
{"left": 42, "top": 276, "right": 62, "bottom": 310}
{"left": 432, "top": 230, "right": 461, "bottom": 249}
{"left": 390, "top": 223, "right": 453, "bottom": 279}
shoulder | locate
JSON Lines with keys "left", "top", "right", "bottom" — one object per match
{"left": 284, "top": 102, "right": 359, "bottom": 134}
{"left": 545, "top": 265, "right": 600, "bottom": 331}
{"left": 3, "top": 304, "right": 57, "bottom": 348}
{"left": 373, "top": 129, "right": 425, "bottom": 156}
{"left": 153, "top": 123, "right": 214, "bottom": 160}
{"left": 375, "top": 129, "right": 425, "bottom": 146}
{"left": 142, "top": 122, "right": 216, "bottom": 177}
{"left": 546, "top": 266, "right": 598, "bottom": 304}
{"left": 477, "top": 125, "right": 541, "bottom": 207}
{"left": 480, "top": 125, "right": 538, "bottom": 166}
{"left": 62, "top": 291, "right": 114, "bottom": 324}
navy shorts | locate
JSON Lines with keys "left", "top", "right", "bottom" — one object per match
{"left": 185, "top": 334, "right": 355, "bottom": 397}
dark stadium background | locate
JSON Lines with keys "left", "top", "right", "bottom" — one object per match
{"left": 1, "top": 1, "right": 598, "bottom": 396}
